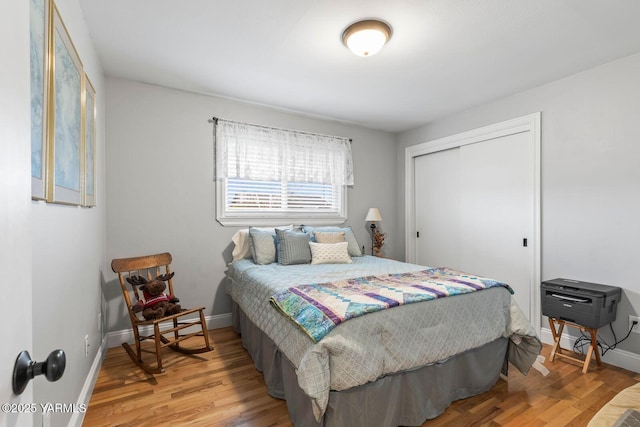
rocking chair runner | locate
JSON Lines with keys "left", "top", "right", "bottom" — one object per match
{"left": 111, "top": 252, "right": 212, "bottom": 374}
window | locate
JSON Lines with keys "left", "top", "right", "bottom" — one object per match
{"left": 215, "top": 119, "right": 353, "bottom": 226}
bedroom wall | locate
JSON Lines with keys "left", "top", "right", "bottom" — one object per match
{"left": 30, "top": 0, "right": 107, "bottom": 426}
{"left": 104, "top": 78, "right": 398, "bottom": 333}
{"left": 396, "top": 52, "right": 640, "bottom": 364}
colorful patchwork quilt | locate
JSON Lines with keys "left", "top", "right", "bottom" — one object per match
{"left": 270, "top": 267, "right": 514, "bottom": 342}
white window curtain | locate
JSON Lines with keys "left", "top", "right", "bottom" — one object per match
{"left": 215, "top": 119, "right": 354, "bottom": 186}
{"left": 214, "top": 118, "right": 352, "bottom": 226}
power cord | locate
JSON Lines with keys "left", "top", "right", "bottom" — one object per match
{"left": 573, "top": 320, "right": 638, "bottom": 357}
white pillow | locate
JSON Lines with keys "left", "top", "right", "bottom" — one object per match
{"left": 231, "top": 229, "right": 251, "bottom": 261}
{"left": 309, "top": 241, "right": 352, "bottom": 265}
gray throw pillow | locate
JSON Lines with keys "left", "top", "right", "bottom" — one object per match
{"left": 249, "top": 227, "right": 277, "bottom": 265}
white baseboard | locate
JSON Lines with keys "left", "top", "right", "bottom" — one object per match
{"left": 540, "top": 327, "right": 640, "bottom": 374}
{"left": 107, "top": 312, "right": 233, "bottom": 348}
{"left": 69, "top": 335, "right": 108, "bottom": 427}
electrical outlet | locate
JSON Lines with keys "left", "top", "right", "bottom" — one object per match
{"left": 84, "top": 334, "right": 90, "bottom": 357}
{"left": 630, "top": 315, "right": 640, "bottom": 334}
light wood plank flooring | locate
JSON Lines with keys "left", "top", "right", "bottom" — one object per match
{"left": 84, "top": 327, "right": 639, "bottom": 426}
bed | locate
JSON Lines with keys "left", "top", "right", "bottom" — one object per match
{"left": 226, "top": 250, "right": 541, "bottom": 427}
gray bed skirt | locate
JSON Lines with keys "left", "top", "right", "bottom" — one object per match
{"left": 232, "top": 302, "right": 508, "bottom": 427}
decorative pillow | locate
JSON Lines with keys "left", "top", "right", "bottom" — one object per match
{"left": 276, "top": 229, "right": 311, "bottom": 266}
{"left": 309, "top": 241, "right": 352, "bottom": 265}
{"left": 313, "top": 231, "right": 346, "bottom": 244}
{"left": 303, "top": 226, "right": 362, "bottom": 257}
{"left": 249, "top": 227, "right": 277, "bottom": 265}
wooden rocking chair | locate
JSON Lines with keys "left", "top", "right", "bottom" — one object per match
{"left": 111, "top": 252, "right": 212, "bottom": 374}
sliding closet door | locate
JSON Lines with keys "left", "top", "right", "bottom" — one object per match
{"left": 414, "top": 147, "right": 460, "bottom": 269}
{"left": 413, "top": 130, "right": 534, "bottom": 320}
{"left": 458, "top": 132, "right": 533, "bottom": 317}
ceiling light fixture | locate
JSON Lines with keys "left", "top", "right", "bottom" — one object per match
{"left": 342, "top": 19, "right": 392, "bottom": 57}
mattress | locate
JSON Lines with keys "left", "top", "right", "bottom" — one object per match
{"left": 226, "top": 255, "right": 540, "bottom": 420}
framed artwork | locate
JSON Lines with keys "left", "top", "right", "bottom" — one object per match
{"left": 30, "top": 0, "right": 51, "bottom": 200}
{"left": 47, "top": 5, "right": 84, "bottom": 205}
{"left": 83, "top": 75, "right": 97, "bottom": 207}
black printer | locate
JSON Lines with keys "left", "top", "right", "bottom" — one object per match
{"left": 541, "top": 278, "right": 621, "bottom": 329}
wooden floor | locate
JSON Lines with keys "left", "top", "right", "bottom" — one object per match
{"left": 84, "top": 327, "right": 639, "bottom": 427}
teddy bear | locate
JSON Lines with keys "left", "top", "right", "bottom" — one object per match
{"left": 126, "top": 272, "right": 182, "bottom": 320}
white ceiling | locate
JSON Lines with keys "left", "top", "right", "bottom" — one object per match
{"left": 79, "top": 0, "right": 640, "bottom": 133}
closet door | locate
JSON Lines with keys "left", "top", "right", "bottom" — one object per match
{"left": 414, "top": 147, "right": 460, "bottom": 269}
{"left": 414, "top": 131, "right": 534, "bottom": 320}
{"left": 458, "top": 132, "right": 533, "bottom": 318}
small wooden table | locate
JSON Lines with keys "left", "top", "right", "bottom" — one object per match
{"left": 548, "top": 317, "right": 602, "bottom": 373}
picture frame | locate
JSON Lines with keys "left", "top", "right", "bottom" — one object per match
{"left": 47, "top": 4, "right": 84, "bottom": 205}
{"left": 83, "top": 75, "right": 97, "bottom": 207}
{"left": 30, "top": 0, "right": 51, "bottom": 200}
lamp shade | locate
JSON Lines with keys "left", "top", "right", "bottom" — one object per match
{"left": 342, "top": 20, "right": 392, "bottom": 57}
{"left": 365, "top": 208, "right": 383, "bottom": 222}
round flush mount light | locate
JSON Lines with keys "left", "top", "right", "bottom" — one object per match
{"left": 342, "top": 19, "right": 392, "bottom": 57}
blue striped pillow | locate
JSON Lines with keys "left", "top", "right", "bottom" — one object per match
{"left": 276, "top": 229, "right": 311, "bottom": 265}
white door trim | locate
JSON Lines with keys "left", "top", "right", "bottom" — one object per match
{"left": 404, "top": 112, "right": 541, "bottom": 333}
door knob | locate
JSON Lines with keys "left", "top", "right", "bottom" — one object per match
{"left": 12, "top": 349, "right": 66, "bottom": 395}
